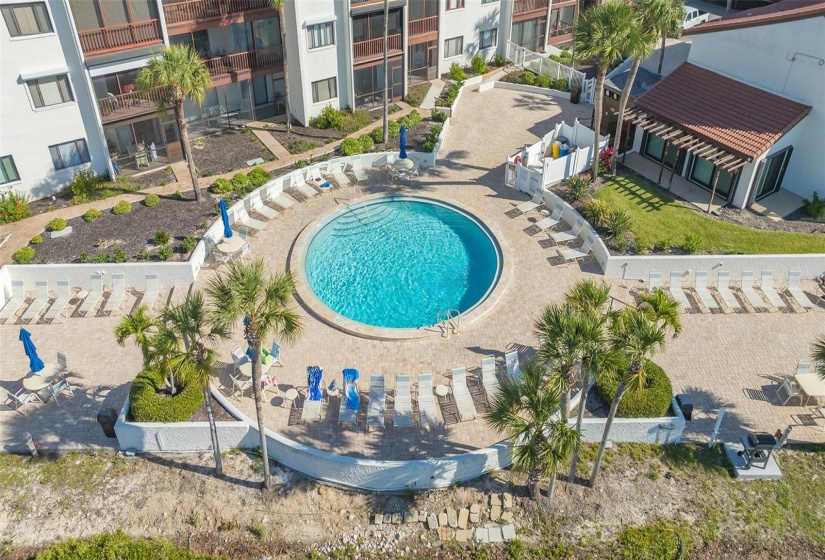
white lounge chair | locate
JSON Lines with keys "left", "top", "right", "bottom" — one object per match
{"left": 505, "top": 351, "right": 522, "bottom": 381}
{"left": 291, "top": 171, "right": 319, "bottom": 198}
{"left": 265, "top": 182, "right": 296, "bottom": 209}
{"left": 533, "top": 201, "right": 564, "bottom": 231}
{"left": 741, "top": 270, "right": 767, "bottom": 310}
{"left": 514, "top": 191, "right": 544, "bottom": 214}
{"left": 230, "top": 373, "right": 252, "bottom": 399}
{"left": 481, "top": 356, "right": 500, "bottom": 401}
{"left": 559, "top": 231, "right": 597, "bottom": 263}
{"left": 22, "top": 280, "right": 50, "bottom": 322}
{"left": 714, "top": 270, "right": 741, "bottom": 311}
{"left": 77, "top": 274, "right": 104, "bottom": 317}
{"left": 338, "top": 379, "right": 359, "bottom": 425}
{"left": 308, "top": 164, "right": 331, "bottom": 190}
{"left": 141, "top": 273, "right": 161, "bottom": 310}
{"left": 43, "top": 279, "right": 72, "bottom": 323}
{"left": 669, "top": 271, "right": 691, "bottom": 312}
{"left": 329, "top": 160, "right": 351, "bottom": 187}
{"left": 693, "top": 270, "right": 719, "bottom": 310}
{"left": 760, "top": 270, "right": 787, "bottom": 309}
{"left": 418, "top": 372, "right": 439, "bottom": 428}
{"left": 648, "top": 271, "right": 662, "bottom": 291}
{"left": 550, "top": 215, "right": 585, "bottom": 244}
{"left": 301, "top": 393, "right": 323, "bottom": 423}
{"left": 103, "top": 273, "right": 127, "bottom": 315}
{"left": 248, "top": 191, "right": 279, "bottom": 220}
{"left": 0, "top": 280, "right": 26, "bottom": 322}
{"left": 451, "top": 367, "right": 477, "bottom": 421}
{"left": 366, "top": 374, "right": 386, "bottom": 431}
{"left": 233, "top": 207, "right": 266, "bottom": 233}
{"left": 394, "top": 374, "right": 413, "bottom": 427}
{"left": 787, "top": 270, "right": 814, "bottom": 309}
{"left": 352, "top": 160, "right": 369, "bottom": 184}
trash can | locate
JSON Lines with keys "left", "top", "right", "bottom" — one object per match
{"left": 570, "top": 85, "right": 581, "bottom": 104}
{"left": 97, "top": 406, "right": 119, "bottom": 438}
{"left": 675, "top": 394, "right": 693, "bottom": 421}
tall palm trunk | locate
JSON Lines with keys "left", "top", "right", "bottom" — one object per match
{"left": 610, "top": 57, "right": 641, "bottom": 174}
{"left": 175, "top": 99, "right": 201, "bottom": 201}
{"left": 278, "top": 4, "right": 291, "bottom": 133}
{"left": 382, "top": 0, "right": 389, "bottom": 144}
{"left": 568, "top": 371, "right": 592, "bottom": 481}
{"left": 591, "top": 66, "right": 607, "bottom": 181}
{"left": 657, "top": 33, "right": 666, "bottom": 75}
{"left": 249, "top": 337, "right": 272, "bottom": 489}
{"left": 527, "top": 467, "right": 541, "bottom": 499}
{"left": 547, "top": 459, "right": 559, "bottom": 505}
{"left": 202, "top": 385, "right": 223, "bottom": 476}
{"left": 589, "top": 378, "right": 627, "bottom": 487}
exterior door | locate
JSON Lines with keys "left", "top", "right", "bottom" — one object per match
{"left": 427, "top": 44, "right": 438, "bottom": 79}
{"left": 753, "top": 148, "right": 792, "bottom": 201}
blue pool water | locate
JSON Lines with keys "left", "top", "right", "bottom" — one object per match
{"left": 304, "top": 198, "right": 500, "bottom": 329}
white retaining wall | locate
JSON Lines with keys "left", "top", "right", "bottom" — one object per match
{"left": 578, "top": 397, "right": 686, "bottom": 445}
{"left": 484, "top": 80, "right": 571, "bottom": 101}
{"left": 6, "top": 262, "right": 198, "bottom": 293}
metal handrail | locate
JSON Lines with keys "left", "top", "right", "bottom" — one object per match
{"left": 436, "top": 309, "right": 461, "bottom": 338}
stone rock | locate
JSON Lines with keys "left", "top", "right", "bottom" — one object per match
{"left": 469, "top": 513, "right": 480, "bottom": 524}
{"left": 446, "top": 508, "right": 458, "bottom": 528}
{"left": 348, "top": 514, "right": 355, "bottom": 521}
{"left": 384, "top": 513, "right": 394, "bottom": 525}
{"left": 427, "top": 515, "right": 439, "bottom": 530}
{"left": 391, "top": 513, "right": 402, "bottom": 525}
{"left": 502, "top": 524, "right": 517, "bottom": 541}
{"left": 404, "top": 510, "right": 419, "bottom": 524}
{"left": 490, "top": 505, "right": 502, "bottom": 521}
{"left": 339, "top": 509, "right": 347, "bottom": 516}
{"left": 317, "top": 485, "right": 328, "bottom": 496}
{"left": 438, "top": 512, "right": 448, "bottom": 527}
{"left": 373, "top": 514, "right": 383, "bottom": 525}
{"left": 501, "top": 511, "right": 513, "bottom": 522}
{"left": 458, "top": 508, "right": 469, "bottom": 529}
{"left": 420, "top": 533, "right": 427, "bottom": 541}
{"left": 470, "top": 504, "right": 481, "bottom": 515}
{"left": 475, "top": 527, "right": 489, "bottom": 543}
{"left": 503, "top": 492, "right": 513, "bottom": 509}
{"left": 419, "top": 510, "right": 428, "bottom": 521}
{"left": 455, "top": 529, "right": 472, "bottom": 543}
{"left": 488, "top": 526, "right": 503, "bottom": 543}
{"left": 438, "top": 527, "right": 454, "bottom": 542}
{"left": 490, "top": 494, "right": 501, "bottom": 507}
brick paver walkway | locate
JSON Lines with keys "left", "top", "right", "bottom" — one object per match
{"left": 1, "top": 87, "right": 823, "bottom": 458}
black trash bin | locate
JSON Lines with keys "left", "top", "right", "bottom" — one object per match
{"left": 97, "top": 407, "right": 119, "bottom": 438}
{"left": 570, "top": 85, "right": 581, "bottom": 104}
{"left": 675, "top": 394, "right": 693, "bottom": 421}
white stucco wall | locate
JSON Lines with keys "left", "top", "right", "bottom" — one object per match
{"left": 6, "top": 261, "right": 198, "bottom": 293}
{"left": 438, "top": 0, "right": 503, "bottom": 75}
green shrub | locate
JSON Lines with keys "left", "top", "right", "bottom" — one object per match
{"left": 157, "top": 245, "right": 173, "bottom": 261}
{"left": 180, "top": 235, "right": 196, "bottom": 253}
{"left": 0, "top": 190, "right": 30, "bottom": 224}
{"left": 78, "top": 251, "right": 90, "bottom": 263}
{"left": 443, "top": 80, "right": 464, "bottom": 106}
{"left": 616, "top": 520, "right": 691, "bottom": 560}
{"left": 422, "top": 125, "right": 443, "bottom": 153}
{"left": 554, "top": 78, "right": 570, "bottom": 92}
{"left": 247, "top": 166, "right": 271, "bottom": 187}
{"left": 92, "top": 252, "right": 109, "bottom": 264}
{"left": 548, "top": 50, "right": 573, "bottom": 65}
{"left": 536, "top": 74, "right": 552, "bottom": 89}
{"left": 67, "top": 168, "right": 100, "bottom": 203}
{"left": 250, "top": 523, "right": 266, "bottom": 539}
{"left": 154, "top": 230, "right": 170, "bottom": 246}
{"left": 595, "top": 359, "right": 673, "bottom": 418}
{"left": 138, "top": 249, "right": 151, "bottom": 261}
{"left": 130, "top": 367, "right": 203, "bottom": 422}
{"left": 605, "top": 208, "right": 632, "bottom": 238}
{"left": 521, "top": 72, "right": 536, "bottom": 86}
{"left": 471, "top": 54, "right": 489, "bottom": 75}
{"left": 111, "top": 248, "right": 129, "bottom": 263}
{"left": 36, "top": 530, "right": 226, "bottom": 560}
{"left": 210, "top": 178, "right": 234, "bottom": 194}
{"left": 449, "top": 62, "right": 466, "bottom": 81}
{"left": 173, "top": 190, "right": 184, "bottom": 200}
{"left": 803, "top": 191, "right": 825, "bottom": 218}
{"left": 230, "top": 173, "right": 252, "bottom": 195}
{"left": 358, "top": 134, "right": 374, "bottom": 152}
{"left": 582, "top": 198, "right": 611, "bottom": 227}
{"left": 371, "top": 126, "right": 385, "bottom": 144}
{"left": 144, "top": 193, "right": 160, "bottom": 207}
{"left": 112, "top": 200, "right": 132, "bottom": 215}
{"left": 387, "top": 120, "right": 401, "bottom": 139}
{"left": 492, "top": 53, "right": 507, "bottom": 67}
{"left": 48, "top": 217, "right": 68, "bottom": 232}
{"left": 564, "top": 174, "right": 591, "bottom": 202}
{"left": 682, "top": 233, "right": 703, "bottom": 254}
{"left": 340, "top": 137, "right": 363, "bottom": 157}
{"left": 312, "top": 104, "right": 343, "bottom": 130}
{"left": 431, "top": 109, "right": 448, "bottom": 123}
{"left": 30, "top": 235, "right": 43, "bottom": 245}
{"left": 83, "top": 208, "right": 102, "bottom": 222}
{"left": 404, "top": 82, "right": 429, "bottom": 107}
{"left": 13, "top": 246, "right": 35, "bottom": 264}
{"left": 338, "top": 108, "right": 373, "bottom": 134}
{"left": 405, "top": 109, "right": 422, "bottom": 127}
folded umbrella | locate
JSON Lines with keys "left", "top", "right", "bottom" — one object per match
{"left": 219, "top": 199, "right": 233, "bottom": 239}
{"left": 399, "top": 125, "right": 407, "bottom": 159}
{"left": 19, "top": 328, "right": 44, "bottom": 374}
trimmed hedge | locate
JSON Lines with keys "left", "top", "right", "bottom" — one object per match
{"left": 594, "top": 359, "right": 673, "bottom": 418}
{"left": 247, "top": 166, "right": 271, "bottom": 187}
{"left": 129, "top": 367, "right": 203, "bottom": 423}
{"left": 112, "top": 200, "right": 132, "bottom": 215}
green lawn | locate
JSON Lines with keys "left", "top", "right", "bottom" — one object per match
{"left": 595, "top": 175, "right": 825, "bottom": 254}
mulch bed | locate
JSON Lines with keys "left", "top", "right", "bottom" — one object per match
{"left": 269, "top": 123, "right": 342, "bottom": 155}
{"left": 190, "top": 396, "right": 236, "bottom": 422}
{"left": 128, "top": 167, "right": 176, "bottom": 190}
{"left": 192, "top": 129, "right": 275, "bottom": 177}
{"left": 30, "top": 193, "right": 217, "bottom": 264}
{"left": 376, "top": 118, "right": 439, "bottom": 152}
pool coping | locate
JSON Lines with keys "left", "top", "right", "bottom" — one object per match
{"left": 288, "top": 194, "right": 512, "bottom": 341}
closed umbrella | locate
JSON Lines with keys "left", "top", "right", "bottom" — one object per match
{"left": 399, "top": 125, "right": 408, "bottom": 159}
{"left": 343, "top": 368, "right": 360, "bottom": 410}
{"left": 19, "top": 328, "right": 44, "bottom": 374}
{"left": 219, "top": 199, "right": 233, "bottom": 239}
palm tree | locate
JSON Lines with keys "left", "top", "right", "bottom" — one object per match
{"left": 114, "top": 304, "right": 157, "bottom": 368}
{"left": 573, "top": 0, "right": 636, "bottom": 181}
{"left": 155, "top": 292, "right": 230, "bottom": 475}
{"left": 609, "top": 2, "right": 657, "bottom": 174}
{"left": 134, "top": 44, "right": 212, "bottom": 201}
{"left": 812, "top": 336, "right": 825, "bottom": 379}
{"left": 637, "top": 287, "right": 683, "bottom": 337}
{"left": 268, "top": 1, "right": 292, "bottom": 133}
{"left": 206, "top": 259, "right": 304, "bottom": 489}
{"left": 589, "top": 306, "right": 677, "bottom": 487}
{"left": 647, "top": 0, "right": 685, "bottom": 75}
{"left": 485, "top": 359, "right": 580, "bottom": 502}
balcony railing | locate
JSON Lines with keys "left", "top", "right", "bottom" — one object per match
{"left": 353, "top": 34, "right": 402, "bottom": 62}
{"left": 97, "top": 87, "right": 168, "bottom": 123}
{"left": 514, "top": 0, "right": 550, "bottom": 15}
{"left": 163, "top": 0, "right": 271, "bottom": 26}
{"left": 78, "top": 20, "right": 163, "bottom": 56}
{"left": 409, "top": 16, "right": 437, "bottom": 38}
{"left": 203, "top": 45, "right": 284, "bottom": 77}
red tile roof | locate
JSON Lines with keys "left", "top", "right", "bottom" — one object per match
{"left": 634, "top": 63, "right": 812, "bottom": 160}
{"left": 685, "top": 0, "right": 825, "bottom": 35}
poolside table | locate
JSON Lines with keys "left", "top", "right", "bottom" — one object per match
{"left": 795, "top": 373, "right": 825, "bottom": 406}
{"left": 216, "top": 236, "right": 244, "bottom": 255}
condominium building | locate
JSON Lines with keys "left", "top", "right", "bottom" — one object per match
{"left": 1, "top": 0, "right": 577, "bottom": 201}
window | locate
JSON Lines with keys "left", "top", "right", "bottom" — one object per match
{"left": 480, "top": 28, "right": 497, "bottom": 49}
{"left": 307, "top": 21, "right": 334, "bottom": 49}
{"left": 1, "top": 2, "right": 52, "bottom": 37}
{"left": 312, "top": 77, "right": 337, "bottom": 103}
{"left": 27, "top": 75, "right": 73, "bottom": 108}
{"left": 49, "top": 139, "right": 90, "bottom": 170}
{"left": 549, "top": 6, "right": 575, "bottom": 37}
{"left": 0, "top": 156, "right": 20, "bottom": 185}
{"left": 444, "top": 36, "right": 463, "bottom": 58}
{"left": 446, "top": 0, "right": 464, "bottom": 10}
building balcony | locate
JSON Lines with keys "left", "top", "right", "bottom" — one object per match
{"left": 514, "top": 0, "right": 549, "bottom": 15}
{"left": 203, "top": 45, "right": 284, "bottom": 78}
{"left": 163, "top": 0, "right": 271, "bottom": 26}
{"left": 409, "top": 16, "right": 437, "bottom": 39}
{"left": 97, "top": 87, "right": 168, "bottom": 124}
{"left": 78, "top": 20, "right": 163, "bottom": 56}
{"left": 353, "top": 34, "right": 402, "bottom": 63}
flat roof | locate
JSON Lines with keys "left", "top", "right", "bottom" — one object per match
{"left": 685, "top": 0, "right": 825, "bottom": 35}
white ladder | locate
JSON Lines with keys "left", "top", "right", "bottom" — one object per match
{"left": 436, "top": 309, "right": 461, "bottom": 338}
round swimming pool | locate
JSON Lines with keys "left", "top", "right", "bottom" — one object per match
{"left": 304, "top": 197, "right": 500, "bottom": 329}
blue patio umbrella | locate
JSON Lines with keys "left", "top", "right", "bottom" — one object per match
{"left": 19, "top": 328, "right": 44, "bottom": 373}
{"left": 399, "top": 125, "right": 408, "bottom": 159}
{"left": 219, "top": 198, "right": 233, "bottom": 239}
{"left": 307, "top": 366, "right": 323, "bottom": 402}
{"left": 342, "top": 368, "right": 360, "bottom": 410}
